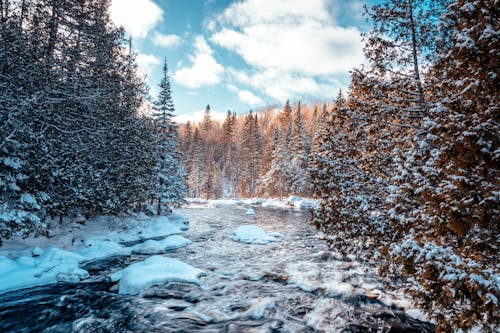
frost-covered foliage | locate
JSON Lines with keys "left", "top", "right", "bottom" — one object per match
{"left": 0, "top": 1, "right": 185, "bottom": 243}
{"left": 311, "top": 0, "right": 499, "bottom": 331}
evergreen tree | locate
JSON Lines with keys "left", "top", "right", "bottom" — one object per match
{"left": 188, "top": 128, "right": 205, "bottom": 198}
{"left": 290, "top": 102, "right": 311, "bottom": 195}
{"left": 385, "top": 1, "right": 499, "bottom": 330}
{"left": 220, "top": 111, "right": 238, "bottom": 197}
{"left": 201, "top": 104, "right": 212, "bottom": 133}
{"left": 152, "top": 58, "right": 187, "bottom": 214}
{"left": 239, "top": 111, "right": 262, "bottom": 196}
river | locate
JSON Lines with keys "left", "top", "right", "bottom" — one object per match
{"left": 0, "top": 204, "right": 433, "bottom": 332}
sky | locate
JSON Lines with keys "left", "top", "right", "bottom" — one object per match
{"left": 109, "top": 0, "right": 374, "bottom": 123}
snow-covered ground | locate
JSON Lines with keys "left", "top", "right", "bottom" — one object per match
{"left": 186, "top": 195, "right": 319, "bottom": 210}
{"left": 0, "top": 213, "right": 194, "bottom": 294}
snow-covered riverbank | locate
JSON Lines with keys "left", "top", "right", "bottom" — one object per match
{"left": 0, "top": 197, "right": 315, "bottom": 295}
{"left": 0, "top": 213, "right": 193, "bottom": 294}
{"left": 187, "top": 195, "right": 319, "bottom": 210}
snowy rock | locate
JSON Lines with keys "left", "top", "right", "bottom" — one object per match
{"left": 129, "top": 240, "right": 165, "bottom": 254}
{"left": 230, "top": 225, "right": 281, "bottom": 244}
{"left": 116, "top": 216, "right": 183, "bottom": 242}
{"left": 129, "top": 235, "right": 191, "bottom": 254}
{"left": 110, "top": 256, "right": 206, "bottom": 296}
{"left": 159, "top": 235, "right": 192, "bottom": 250}
{"left": 74, "top": 239, "right": 130, "bottom": 260}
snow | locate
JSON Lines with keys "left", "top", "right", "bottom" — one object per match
{"left": 110, "top": 256, "right": 206, "bottom": 295}
{"left": 130, "top": 235, "right": 191, "bottom": 254}
{"left": 0, "top": 248, "right": 89, "bottom": 293}
{"left": 0, "top": 212, "right": 191, "bottom": 294}
{"left": 245, "top": 208, "right": 255, "bottom": 215}
{"left": 230, "top": 225, "right": 282, "bottom": 244}
{"left": 74, "top": 239, "right": 131, "bottom": 259}
{"left": 115, "top": 216, "right": 183, "bottom": 242}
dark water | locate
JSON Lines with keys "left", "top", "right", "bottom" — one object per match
{"left": 0, "top": 204, "right": 433, "bottom": 332}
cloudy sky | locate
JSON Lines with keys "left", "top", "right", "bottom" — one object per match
{"left": 110, "top": 0, "right": 374, "bottom": 122}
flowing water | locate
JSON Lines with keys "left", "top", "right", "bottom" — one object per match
{"left": 0, "top": 204, "right": 433, "bottom": 332}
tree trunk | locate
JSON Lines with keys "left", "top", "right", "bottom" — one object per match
{"left": 409, "top": 2, "right": 427, "bottom": 115}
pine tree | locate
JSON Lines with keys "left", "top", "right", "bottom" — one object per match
{"left": 309, "top": 103, "right": 330, "bottom": 197}
{"left": 152, "top": 58, "right": 187, "bottom": 214}
{"left": 220, "top": 111, "right": 238, "bottom": 197}
{"left": 290, "top": 102, "right": 311, "bottom": 195}
{"left": 239, "top": 111, "right": 262, "bottom": 196}
{"left": 260, "top": 126, "right": 290, "bottom": 197}
{"left": 188, "top": 128, "right": 205, "bottom": 198}
{"left": 201, "top": 104, "right": 212, "bottom": 133}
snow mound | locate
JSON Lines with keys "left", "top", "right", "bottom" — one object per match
{"left": 110, "top": 256, "right": 206, "bottom": 295}
{"left": 0, "top": 248, "right": 89, "bottom": 293}
{"left": 74, "top": 239, "right": 130, "bottom": 260}
{"left": 231, "top": 225, "right": 282, "bottom": 244}
{"left": 245, "top": 208, "right": 255, "bottom": 215}
{"left": 130, "top": 235, "right": 191, "bottom": 254}
{"left": 117, "top": 216, "right": 183, "bottom": 242}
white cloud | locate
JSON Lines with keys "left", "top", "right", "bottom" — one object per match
{"left": 110, "top": 0, "right": 163, "bottom": 39}
{"left": 174, "top": 36, "right": 224, "bottom": 89}
{"left": 152, "top": 32, "right": 181, "bottom": 48}
{"left": 174, "top": 109, "right": 227, "bottom": 124}
{"left": 238, "top": 90, "right": 263, "bottom": 105}
{"left": 227, "top": 84, "right": 263, "bottom": 106}
{"left": 136, "top": 53, "right": 161, "bottom": 77}
{"left": 208, "top": 0, "right": 363, "bottom": 101}
{"left": 228, "top": 68, "right": 343, "bottom": 102}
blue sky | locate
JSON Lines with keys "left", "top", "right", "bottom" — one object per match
{"left": 110, "top": 0, "right": 374, "bottom": 122}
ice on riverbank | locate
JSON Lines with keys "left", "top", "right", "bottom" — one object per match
{"left": 231, "top": 225, "right": 283, "bottom": 244}
{"left": 245, "top": 208, "right": 255, "bottom": 215}
{"left": 110, "top": 256, "right": 206, "bottom": 295}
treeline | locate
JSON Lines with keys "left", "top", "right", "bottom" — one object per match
{"left": 179, "top": 101, "right": 330, "bottom": 199}
{"left": 0, "top": 0, "right": 186, "bottom": 243}
{"left": 310, "top": 0, "right": 498, "bottom": 332}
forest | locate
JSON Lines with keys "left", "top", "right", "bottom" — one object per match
{"left": 179, "top": 0, "right": 499, "bottom": 331}
{"left": 0, "top": 0, "right": 498, "bottom": 332}
{"left": 0, "top": 0, "right": 186, "bottom": 239}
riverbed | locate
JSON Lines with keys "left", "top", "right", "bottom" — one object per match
{"left": 0, "top": 204, "right": 433, "bottom": 332}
